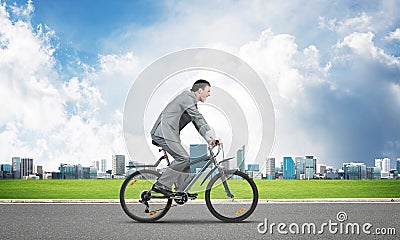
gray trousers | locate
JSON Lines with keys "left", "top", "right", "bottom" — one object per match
{"left": 152, "top": 136, "right": 191, "bottom": 191}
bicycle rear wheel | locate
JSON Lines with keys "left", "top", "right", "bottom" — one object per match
{"left": 120, "top": 169, "right": 172, "bottom": 222}
{"left": 205, "top": 170, "right": 258, "bottom": 222}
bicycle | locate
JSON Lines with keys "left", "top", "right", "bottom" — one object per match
{"left": 120, "top": 140, "right": 258, "bottom": 222}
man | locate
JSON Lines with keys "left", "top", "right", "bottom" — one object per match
{"left": 150, "top": 79, "right": 216, "bottom": 196}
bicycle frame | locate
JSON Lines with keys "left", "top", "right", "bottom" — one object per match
{"left": 127, "top": 143, "right": 236, "bottom": 197}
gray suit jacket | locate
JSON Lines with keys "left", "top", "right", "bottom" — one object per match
{"left": 151, "top": 90, "right": 214, "bottom": 143}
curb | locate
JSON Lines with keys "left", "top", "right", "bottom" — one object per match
{"left": 0, "top": 198, "right": 399, "bottom": 203}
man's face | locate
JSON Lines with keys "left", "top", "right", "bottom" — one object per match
{"left": 198, "top": 85, "right": 211, "bottom": 102}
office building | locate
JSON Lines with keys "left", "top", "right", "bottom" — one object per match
{"left": 295, "top": 157, "right": 305, "bottom": 179}
{"left": 12, "top": 157, "right": 21, "bottom": 179}
{"left": 366, "top": 167, "right": 381, "bottom": 179}
{"left": 397, "top": 158, "right": 400, "bottom": 173}
{"left": 59, "top": 163, "right": 77, "bottom": 179}
{"left": 36, "top": 165, "right": 43, "bottom": 179}
{"left": 246, "top": 164, "right": 261, "bottom": 179}
{"left": 237, "top": 145, "right": 245, "bottom": 172}
{"left": 283, "top": 157, "right": 295, "bottom": 179}
{"left": 247, "top": 164, "right": 260, "bottom": 171}
{"left": 92, "top": 161, "right": 100, "bottom": 171}
{"left": 316, "top": 164, "right": 327, "bottom": 178}
{"left": 101, "top": 159, "right": 107, "bottom": 172}
{"left": 305, "top": 156, "right": 315, "bottom": 179}
{"left": 343, "top": 162, "right": 367, "bottom": 180}
{"left": 21, "top": 158, "right": 33, "bottom": 177}
{"left": 112, "top": 155, "right": 126, "bottom": 176}
{"left": 381, "top": 158, "right": 390, "bottom": 179}
{"left": 190, "top": 144, "right": 207, "bottom": 174}
{"left": 0, "top": 164, "right": 13, "bottom": 179}
{"left": 83, "top": 167, "right": 98, "bottom": 179}
{"left": 1, "top": 164, "right": 11, "bottom": 172}
{"left": 266, "top": 158, "right": 275, "bottom": 180}
{"left": 375, "top": 158, "right": 382, "bottom": 169}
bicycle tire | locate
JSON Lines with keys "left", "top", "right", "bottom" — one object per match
{"left": 120, "top": 169, "right": 172, "bottom": 222}
{"left": 205, "top": 170, "right": 258, "bottom": 222}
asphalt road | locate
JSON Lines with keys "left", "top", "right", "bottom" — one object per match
{"left": 0, "top": 202, "right": 399, "bottom": 240}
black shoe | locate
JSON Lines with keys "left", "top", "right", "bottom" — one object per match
{"left": 151, "top": 184, "right": 174, "bottom": 196}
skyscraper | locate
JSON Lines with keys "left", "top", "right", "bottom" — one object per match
{"left": 266, "top": 158, "right": 275, "bottom": 180}
{"left": 190, "top": 144, "right": 207, "bottom": 174}
{"left": 12, "top": 157, "right": 21, "bottom": 179}
{"left": 21, "top": 158, "right": 33, "bottom": 177}
{"left": 283, "top": 157, "right": 295, "bottom": 179}
{"left": 397, "top": 158, "right": 400, "bottom": 173}
{"left": 343, "top": 162, "right": 367, "bottom": 180}
{"left": 305, "top": 156, "right": 315, "bottom": 179}
{"left": 381, "top": 158, "right": 390, "bottom": 179}
{"left": 100, "top": 159, "right": 107, "bottom": 172}
{"left": 295, "top": 157, "right": 305, "bottom": 179}
{"left": 375, "top": 158, "right": 382, "bottom": 169}
{"left": 112, "top": 155, "right": 126, "bottom": 176}
{"left": 237, "top": 145, "right": 245, "bottom": 172}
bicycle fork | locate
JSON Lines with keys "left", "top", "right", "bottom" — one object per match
{"left": 219, "top": 169, "right": 234, "bottom": 199}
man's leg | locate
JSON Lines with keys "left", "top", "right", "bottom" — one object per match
{"left": 153, "top": 137, "right": 190, "bottom": 191}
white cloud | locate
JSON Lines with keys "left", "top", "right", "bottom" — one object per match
{"left": 336, "top": 32, "right": 400, "bottom": 66}
{"left": 386, "top": 28, "right": 400, "bottom": 40}
{"left": 319, "top": 12, "right": 373, "bottom": 34}
{"left": 0, "top": 3, "right": 133, "bottom": 170}
{"left": 238, "top": 28, "right": 331, "bottom": 106}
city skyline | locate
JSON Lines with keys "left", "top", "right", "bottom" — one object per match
{"left": 1, "top": 1, "right": 400, "bottom": 171}
{"left": 2, "top": 152, "right": 399, "bottom": 179}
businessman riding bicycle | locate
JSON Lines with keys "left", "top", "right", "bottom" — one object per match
{"left": 150, "top": 79, "right": 217, "bottom": 197}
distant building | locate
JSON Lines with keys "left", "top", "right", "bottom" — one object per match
{"left": 190, "top": 144, "right": 207, "bottom": 174}
{"left": 266, "top": 158, "right": 275, "bottom": 180}
{"left": 112, "top": 155, "right": 126, "bottom": 176}
{"left": 326, "top": 170, "right": 339, "bottom": 179}
{"left": 21, "top": 158, "right": 33, "bottom": 177}
{"left": 305, "top": 156, "right": 316, "bottom": 179}
{"left": 59, "top": 163, "right": 77, "bottom": 179}
{"left": 100, "top": 159, "right": 107, "bottom": 173}
{"left": 0, "top": 164, "right": 13, "bottom": 179}
{"left": 237, "top": 145, "right": 245, "bottom": 172}
{"left": 83, "top": 167, "right": 98, "bottom": 179}
{"left": 375, "top": 158, "right": 382, "bottom": 169}
{"left": 343, "top": 162, "right": 366, "bottom": 180}
{"left": 247, "top": 164, "right": 260, "bottom": 171}
{"left": 36, "top": 165, "right": 43, "bottom": 179}
{"left": 283, "top": 157, "right": 295, "bottom": 179}
{"left": 246, "top": 164, "right": 261, "bottom": 179}
{"left": 381, "top": 158, "right": 390, "bottom": 179}
{"left": 316, "top": 164, "right": 326, "bottom": 178}
{"left": 366, "top": 167, "right": 381, "bottom": 180}
{"left": 397, "top": 158, "right": 400, "bottom": 174}
{"left": 295, "top": 157, "right": 305, "bottom": 179}
{"left": 12, "top": 157, "right": 21, "bottom": 179}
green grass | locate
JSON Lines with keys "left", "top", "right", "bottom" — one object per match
{"left": 0, "top": 179, "right": 399, "bottom": 199}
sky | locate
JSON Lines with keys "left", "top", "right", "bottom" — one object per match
{"left": 1, "top": 0, "right": 400, "bottom": 172}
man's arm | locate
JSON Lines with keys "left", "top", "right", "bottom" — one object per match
{"left": 185, "top": 103, "right": 215, "bottom": 142}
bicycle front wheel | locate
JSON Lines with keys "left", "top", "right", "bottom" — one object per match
{"left": 120, "top": 169, "right": 172, "bottom": 222}
{"left": 205, "top": 170, "right": 258, "bottom": 222}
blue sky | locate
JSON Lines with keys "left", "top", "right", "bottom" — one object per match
{"left": 1, "top": 0, "right": 400, "bottom": 172}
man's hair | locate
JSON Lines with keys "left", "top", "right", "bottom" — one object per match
{"left": 191, "top": 79, "right": 211, "bottom": 92}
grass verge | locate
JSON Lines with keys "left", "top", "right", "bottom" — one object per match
{"left": 0, "top": 179, "right": 399, "bottom": 199}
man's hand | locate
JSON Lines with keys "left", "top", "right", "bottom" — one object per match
{"left": 208, "top": 137, "right": 221, "bottom": 145}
